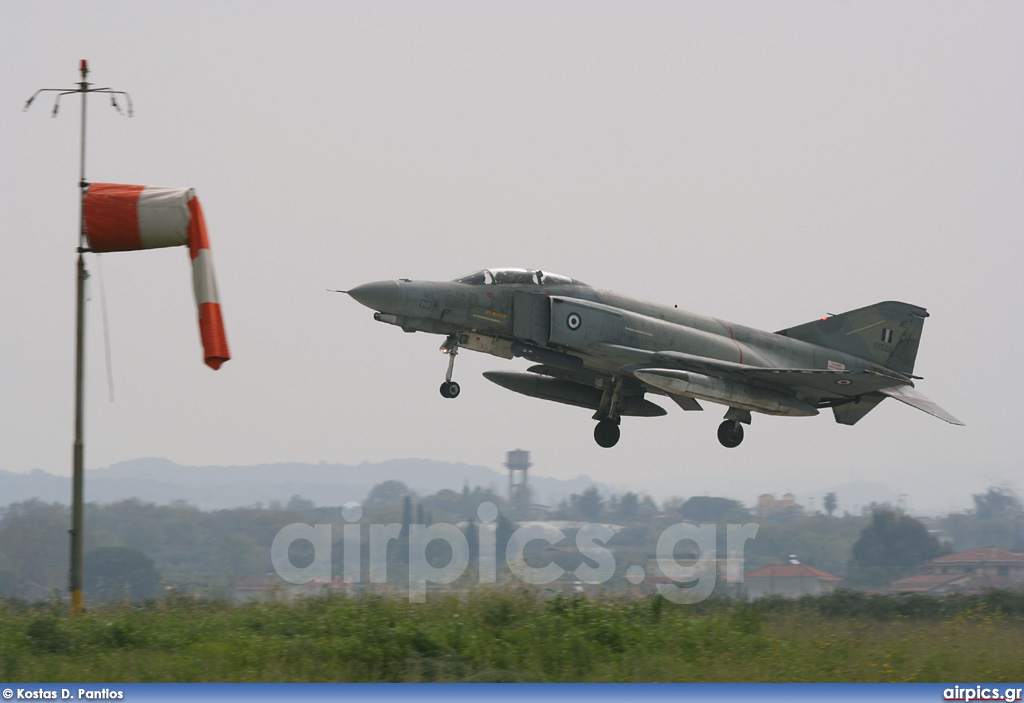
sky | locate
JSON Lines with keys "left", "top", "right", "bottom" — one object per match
{"left": 3, "top": 1, "right": 1022, "bottom": 516}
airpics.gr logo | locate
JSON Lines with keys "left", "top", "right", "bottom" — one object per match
{"left": 270, "top": 502, "right": 759, "bottom": 604}
{"left": 943, "top": 685, "right": 1023, "bottom": 702}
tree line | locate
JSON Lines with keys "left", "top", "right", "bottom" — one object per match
{"left": 0, "top": 481, "right": 1019, "bottom": 602}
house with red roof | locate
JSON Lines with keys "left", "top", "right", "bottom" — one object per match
{"left": 889, "top": 548, "right": 1024, "bottom": 594}
{"left": 925, "top": 548, "right": 1024, "bottom": 580}
{"left": 889, "top": 573, "right": 971, "bottom": 594}
{"left": 290, "top": 576, "right": 356, "bottom": 598}
{"left": 232, "top": 572, "right": 285, "bottom": 602}
{"left": 743, "top": 562, "right": 841, "bottom": 600}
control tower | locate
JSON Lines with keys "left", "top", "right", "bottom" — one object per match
{"left": 505, "top": 449, "right": 532, "bottom": 516}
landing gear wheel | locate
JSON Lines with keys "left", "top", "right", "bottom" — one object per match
{"left": 717, "top": 420, "right": 744, "bottom": 448}
{"left": 439, "top": 381, "right": 461, "bottom": 399}
{"left": 594, "top": 420, "right": 621, "bottom": 448}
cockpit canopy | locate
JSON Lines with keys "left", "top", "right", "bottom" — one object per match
{"left": 453, "top": 268, "right": 584, "bottom": 287}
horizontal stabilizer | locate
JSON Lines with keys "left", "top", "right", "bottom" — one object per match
{"left": 879, "top": 385, "right": 964, "bottom": 425}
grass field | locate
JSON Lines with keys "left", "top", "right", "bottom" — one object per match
{"left": 2, "top": 589, "right": 1022, "bottom": 682}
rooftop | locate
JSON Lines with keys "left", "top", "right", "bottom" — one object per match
{"left": 890, "top": 573, "right": 968, "bottom": 593}
{"left": 934, "top": 548, "right": 1024, "bottom": 564}
{"left": 745, "top": 563, "right": 841, "bottom": 581}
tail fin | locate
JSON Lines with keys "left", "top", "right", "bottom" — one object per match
{"left": 776, "top": 301, "right": 928, "bottom": 375}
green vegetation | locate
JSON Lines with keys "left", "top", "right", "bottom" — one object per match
{"left": 1, "top": 589, "right": 1022, "bottom": 683}
{"left": 1, "top": 482, "right": 1021, "bottom": 600}
{"left": 851, "top": 508, "right": 945, "bottom": 579}
{"left": 744, "top": 514, "right": 867, "bottom": 576}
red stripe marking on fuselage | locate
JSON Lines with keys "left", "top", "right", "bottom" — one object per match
{"left": 727, "top": 324, "right": 743, "bottom": 364}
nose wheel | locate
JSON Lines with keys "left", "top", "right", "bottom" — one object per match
{"left": 440, "top": 380, "right": 461, "bottom": 398}
{"left": 439, "top": 335, "right": 461, "bottom": 399}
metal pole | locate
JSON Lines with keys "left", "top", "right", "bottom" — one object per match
{"left": 23, "top": 60, "right": 132, "bottom": 618}
{"left": 70, "top": 59, "right": 90, "bottom": 618}
{"left": 70, "top": 251, "right": 86, "bottom": 617}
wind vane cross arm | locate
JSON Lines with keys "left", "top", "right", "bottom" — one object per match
{"left": 23, "top": 86, "right": 134, "bottom": 117}
{"left": 23, "top": 60, "right": 134, "bottom": 118}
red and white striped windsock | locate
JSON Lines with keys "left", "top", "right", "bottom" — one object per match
{"left": 83, "top": 183, "right": 230, "bottom": 370}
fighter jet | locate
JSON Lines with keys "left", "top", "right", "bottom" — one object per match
{"left": 345, "top": 268, "right": 962, "bottom": 448}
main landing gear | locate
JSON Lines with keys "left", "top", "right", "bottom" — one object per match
{"left": 595, "top": 417, "right": 748, "bottom": 449}
{"left": 717, "top": 408, "right": 750, "bottom": 448}
{"left": 439, "top": 335, "right": 461, "bottom": 399}
{"left": 594, "top": 419, "right": 620, "bottom": 448}
{"left": 717, "top": 420, "right": 744, "bottom": 448}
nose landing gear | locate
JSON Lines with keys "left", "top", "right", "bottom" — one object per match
{"left": 439, "top": 335, "right": 461, "bottom": 399}
{"left": 592, "top": 376, "right": 624, "bottom": 448}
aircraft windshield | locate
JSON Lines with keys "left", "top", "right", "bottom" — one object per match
{"left": 452, "top": 268, "right": 583, "bottom": 286}
{"left": 453, "top": 270, "right": 494, "bottom": 285}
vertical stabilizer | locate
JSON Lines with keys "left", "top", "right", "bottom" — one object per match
{"left": 777, "top": 301, "right": 928, "bottom": 375}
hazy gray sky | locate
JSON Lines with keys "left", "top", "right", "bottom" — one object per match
{"left": 3, "top": 1, "right": 1021, "bottom": 515}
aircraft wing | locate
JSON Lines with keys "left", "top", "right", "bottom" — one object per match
{"left": 594, "top": 343, "right": 909, "bottom": 398}
{"left": 598, "top": 343, "right": 963, "bottom": 425}
{"left": 735, "top": 368, "right": 909, "bottom": 396}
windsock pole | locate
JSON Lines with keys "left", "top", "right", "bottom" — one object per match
{"left": 24, "top": 60, "right": 133, "bottom": 617}
{"left": 71, "top": 59, "right": 88, "bottom": 620}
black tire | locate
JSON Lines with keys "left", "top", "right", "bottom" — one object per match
{"left": 594, "top": 420, "right": 620, "bottom": 448}
{"left": 440, "top": 381, "right": 460, "bottom": 399}
{"left": 717, "top": 420, "right": 744, "bottom": 448}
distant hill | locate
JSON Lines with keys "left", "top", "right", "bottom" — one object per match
{"left": 0, "top": 458, "right": 608, "bottom": 510}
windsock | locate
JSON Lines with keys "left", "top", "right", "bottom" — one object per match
{"left": 83, "top": 183, "right": 230, "bottom": 370}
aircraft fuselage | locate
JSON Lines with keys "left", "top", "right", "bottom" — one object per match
{"left": 346, "top": 268, "right": 960, "bottom": 447}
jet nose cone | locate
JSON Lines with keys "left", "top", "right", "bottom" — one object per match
{"left": 348, "top": 280, "right": 401, "bottom": 313}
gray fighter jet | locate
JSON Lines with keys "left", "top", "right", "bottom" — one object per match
{"left": 345, "top": 268, "right": 962, "bottom": 448}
